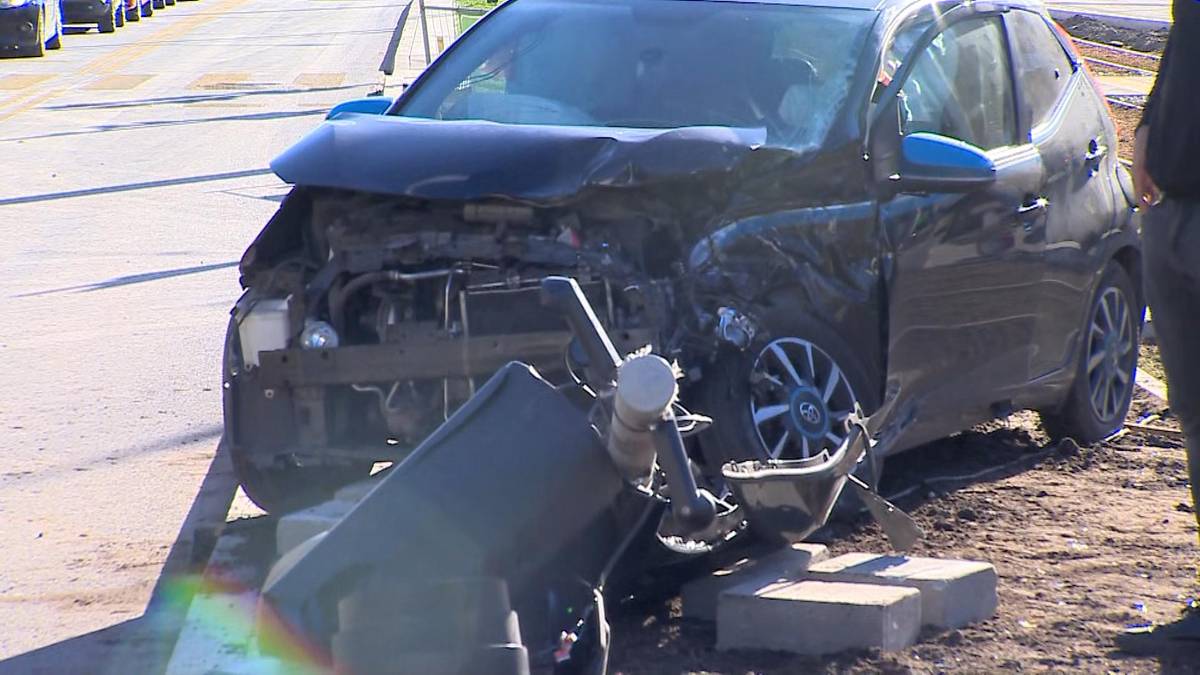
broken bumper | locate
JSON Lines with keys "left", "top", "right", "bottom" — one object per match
{"left": 254, "top": 328, "right": 656, "bottom": 388}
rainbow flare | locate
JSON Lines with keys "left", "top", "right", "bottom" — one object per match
{"left": 163, "top": 571, "right": 332, "bottom": 673}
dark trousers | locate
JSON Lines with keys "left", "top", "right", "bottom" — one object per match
{"left": 1143, "top": 198, "right": 1200, "bottom": 534}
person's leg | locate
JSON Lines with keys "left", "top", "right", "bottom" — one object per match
{"left": 1142, "top": 199, "right": 1200, "bottom": 531}
{"left": 1117, "top": 198, "right": 1200, "bottom": 656}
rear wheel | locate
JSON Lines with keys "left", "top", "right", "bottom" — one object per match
{"left": 140, "top": 0, "right": 152, "bottom": 17}
{"left": 151, "top": 0, "right": 165, "bottom": 10}
{"left": 114, "top": 2, "right": 124, "bottom": 26}
{"left": 1041, "top": 262, "right": 1140, "bottom": 444}
{"left": 223, "top": 318, "right": 372, "bottom": 514}
{"left": 125, "top": 2, "right": 140, "bottom": 22}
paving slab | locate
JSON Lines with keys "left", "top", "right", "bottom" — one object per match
{"left": 165, "top": 523, "right": 287, "bottom": 675}
{"left": 806, "top": 553, "right": 997, "bottom": 630}
{"left": 681, "top": 543, "right": 829, "bottom": 621}
{"left": 717, "top": 579, "right": 921, "bottom": 654}
{"left": 275, "top": 498, "right": 355, "bottom": 558}
{"left": 334, "top": 478, "right": 379, "bottom": 504}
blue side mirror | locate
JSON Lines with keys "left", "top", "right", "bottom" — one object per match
{"left": 896, "top": 132, "right": 997, "bottom": 193}
{"left": 326, "top": 96, "right": 396, "bottom": 120}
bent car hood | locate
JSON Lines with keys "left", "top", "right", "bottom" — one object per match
{"left": 270, "top": 114, "right": 771, "bottom": 203}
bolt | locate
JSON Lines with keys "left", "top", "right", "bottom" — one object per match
{"left": 264, "top": 389, "right": 275, "bottom": 399}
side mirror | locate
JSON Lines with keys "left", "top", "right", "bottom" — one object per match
{"left": 326, "top": 96, "right": 395, "bottom": 120}
{"left": 894, "top": 132, "right": 996, "bottom": 193}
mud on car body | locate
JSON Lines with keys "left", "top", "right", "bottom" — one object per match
{"left": 225, "top": 0, "right": 1142, "bottom": 514}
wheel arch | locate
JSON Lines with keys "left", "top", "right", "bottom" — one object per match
{"left": 1111, "top": 244, "right": 1145, "bottom": 316}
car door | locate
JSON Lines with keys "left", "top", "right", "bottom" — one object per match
{"left": 877, "top": 13, "right": 1048, "bottom": 450}
{"left": 1005, "top": 9, "right": 1122, "bottom": 385}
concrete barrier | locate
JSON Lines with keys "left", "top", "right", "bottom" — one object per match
{"left": 717, "top": 579, "right": 922, "bottom": 654}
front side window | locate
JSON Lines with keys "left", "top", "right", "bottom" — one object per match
{"left": 898, "top": 17, "right": 1017, "bottom": 151}
{"left": 1007, "top": 9, "right": 1076, "bottom": 128}
{"left": 397, "top": 0, "right": 875, "bottom": 148}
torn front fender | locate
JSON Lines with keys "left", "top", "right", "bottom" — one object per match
{"left": 688, "top": 199, "right": 885, "bottom": 390}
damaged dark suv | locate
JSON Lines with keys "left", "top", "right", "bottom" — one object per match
{"left": 224, "top": 0, "right": 1142, "bottom": 513}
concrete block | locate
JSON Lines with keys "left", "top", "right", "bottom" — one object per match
{"left": 681, "top": 543, "right": 828, "bottom": 621}
{"left": 334, "top": 478, "right": 379, "bottom": 504}
{"left": 717, "top": 579, "right": 921, "bottom": 654}
{"left": 806, "top": 553, "right": 997, "bottom": 629}
{"left": 275, "top": 498, "right": 354, "bottom": 557}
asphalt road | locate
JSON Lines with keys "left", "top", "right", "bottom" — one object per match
{"left": 0, "top": 0, "right": 404, "bottom": 668}
{"left": 1047, "top": 0, "right": 1172, "bottom": 23}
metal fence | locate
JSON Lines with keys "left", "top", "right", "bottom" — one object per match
{"left": 381, "top": 0, "right": 490, "bottom": 78}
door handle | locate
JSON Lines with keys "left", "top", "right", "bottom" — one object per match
{"left": 1084, "top": 138, "right": 1108, "bottom": 163}
{"left": 1017, "top": 197, "right": 1049, "bottom": 216}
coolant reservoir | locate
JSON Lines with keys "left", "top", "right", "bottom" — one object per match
{"left": 237, "top": 297, "right": 291, "bottom": 368}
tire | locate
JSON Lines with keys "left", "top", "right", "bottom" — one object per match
{"left": 151, "top": 0, "right": 165, "bottom": 10}
{"left": 165, "top": 0, "right": 176, "bottom": 7}
{"left": 114, "top": 3, "right": 124, "bottom": 27}
{"left": 698, "top": 298, "right": 880, "bottom": 471}
{"left": 125, "top": 4, "right": 139, "bottom": 21}
{"left": 223, "top": 318, "right": 372, "bottom": 514}
{"left": 1041, "top": 262, "right": 1141, "bottom": 444}
{"left": 140, "top": 0, "right": 152, "bottom": 17}
{"left": 26, "top": 12, "right": 46, "bottom": 56}
{"left": 99, "top": 8, "right": 117, "bottom": 32}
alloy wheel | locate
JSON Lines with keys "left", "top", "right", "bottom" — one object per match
{"left": 1086, "top": 287, "right": 1136, "bottom": 423}
{"left": 748, "top": 337, "right": 857, "bottom": 460}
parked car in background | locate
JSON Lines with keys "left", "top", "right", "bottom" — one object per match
{"left": 225, "top": 0, "right": 1142, "bottom": 514}
{"left": 62, "top": 0, "right": 123, "bottom": 33}
{"left": 124, "top": 0, "right": 152, "bottom": 22}
{"left": 0, "top": 0, "right": 62, "bottom": 56}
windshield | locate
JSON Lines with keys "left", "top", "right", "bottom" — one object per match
{"left": 397, "top": 0, "right": 874, "bottom": 148}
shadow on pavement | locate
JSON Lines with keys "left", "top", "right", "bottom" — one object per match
{"left": 41, "top": 83, "right": 366, "bottom": 112}
{"left": 5, "top": 424, "right": 225, "bottom": 487}
{"left": 0, "top": 168, "right": 274, "bottom": 207}
{"left": 0, "top": 108, "right": 327, "bottom": 144}
{"left": 0, "top": 442, "right": 242, "bottom": 675}
{"left": 15, "top": 262, "right": 239, "bottom": 297}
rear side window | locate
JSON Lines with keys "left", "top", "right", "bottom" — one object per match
{"left": 898, "top": 17, "right": 1017, "bottom": 150}
{"left": 1007, "top": 10, "right": 1076, "bottom": 128}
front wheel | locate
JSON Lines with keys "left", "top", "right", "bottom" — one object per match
{"left": 699, "top": 305, "right": 878, "bottom": 468}
{"left": 1041, "top": 262, "right": 1141, "bottom": 444}
{"left": 26, "top": 12, "right": 46, "bottom": 56}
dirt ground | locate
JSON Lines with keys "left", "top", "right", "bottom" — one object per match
{"left": 609, "top": 386, "right": 1200, "bottom": 674}
{"left": 1061, "top": 17, "right": 1170, "bottom": 53}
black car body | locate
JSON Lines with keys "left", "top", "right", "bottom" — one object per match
{"left": 0, "top": 0, "right": 62, "bottom": 56}
{"left": 61, "top": 0, "right": 122, "bottom": 33}
{"left": 225, "top": 0, "right": 1142, "bottom": 513}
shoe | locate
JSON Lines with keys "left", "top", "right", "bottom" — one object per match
{"left": 1116, "top": 604, "right": 1200, "bottom": 657}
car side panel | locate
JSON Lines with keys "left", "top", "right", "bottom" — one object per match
{"left": 880, "top": 146, "right": 1046, "bottom": 452}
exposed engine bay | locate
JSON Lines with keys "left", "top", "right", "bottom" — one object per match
{"left": 230, "top": 186, "right": 735, "bottom": 474}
